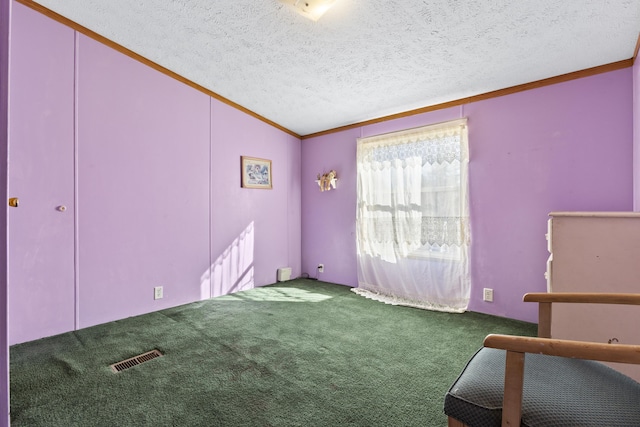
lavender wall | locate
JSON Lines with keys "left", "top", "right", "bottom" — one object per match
{"left": 210, "top": 100, "right": 301, "bottom": 297}
{"left": 8, "top": 2, "right": 76, "bottom": 344}
{"left": 301, "top": 128, "right": 359, "bottom": 285}
{"left": 77, "top": 35, "right": 211, "bottom": 328}
{"left": 9, "top": 5, "right": 302, "bottom": 341}
{"left": 0, "top": 0, "right": 9, "bottom": 422}
{"left": 466, "top": 72, "right": 632, "bottom": 321}
{"left": 302, "top": 69, "right": 633, "bottom": 323}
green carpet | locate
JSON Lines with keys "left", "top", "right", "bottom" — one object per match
{"left": 10, "top": 279, "right": 535, "bottom": 426}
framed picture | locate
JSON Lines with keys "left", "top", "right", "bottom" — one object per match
{"left": 241, "top": 156, "right": 272, "bottom": 189}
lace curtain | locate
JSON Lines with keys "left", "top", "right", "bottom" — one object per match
{"left": 354, "top": 118, "right": 470, "bottom": 312}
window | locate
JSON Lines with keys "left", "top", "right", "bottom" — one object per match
{"left": 354, "top": 118, "right": 470, "bottom": 312}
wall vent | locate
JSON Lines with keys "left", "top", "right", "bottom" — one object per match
{"left": 110, "top": 349, "right": 163, "bottom": 373}
{"left": 277, "top": 267, "right": 292, "bottom": 281}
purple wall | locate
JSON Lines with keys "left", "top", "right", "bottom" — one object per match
{"left": 634, "top": 57, "right": 640, "bottom": 211}
{"left": 210, "top": 100, "right": 301, "bottom": 297}
{"left": 77, "top": 35, "right": 211, "bottom": 328}
{"left": 466, "top": 72, "right": 632, "bottom": 321}
{"left": 301, "top": 128, "right": 359, "bottom": 285}
{"left": 8, "top": 5, "right": 302, "bottom": 341}
{"left": 302, "top": 69, "right": 634, "bottom": 323}
{"left": 0, "top": 0, "right": 8, "bottom": 422}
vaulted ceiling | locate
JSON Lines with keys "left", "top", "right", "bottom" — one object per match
{"left": 29, "top": 0, "right": 640, "bottom": 136}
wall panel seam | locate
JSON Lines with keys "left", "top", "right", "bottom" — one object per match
{"left": 73, "top": 30, "right": 80, "bottom": 330}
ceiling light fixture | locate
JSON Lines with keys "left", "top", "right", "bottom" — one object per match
{"left": 280, "top": 0, "right": 338, "bottom": 21}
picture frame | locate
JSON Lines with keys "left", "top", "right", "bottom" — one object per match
{"left": 241, "top": 156, "right": 272, "bottom": 189}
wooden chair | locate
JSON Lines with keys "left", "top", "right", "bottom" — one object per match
{"left": 444, "top": 293, "right": 640, "bottom": 427}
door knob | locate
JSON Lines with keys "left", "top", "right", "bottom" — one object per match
{"left": 8, "top": 197, "right": 18, "bottom": 208}
{"left": 57, "top": 205, "right": 67, "bottom": 212}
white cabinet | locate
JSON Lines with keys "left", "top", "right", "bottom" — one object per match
{"left": 547, "top": 212, "right": 640, "bottom": 380}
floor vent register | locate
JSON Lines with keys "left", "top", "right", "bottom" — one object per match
{"left": 110, "top": 349, "right": 163, "bottom": 373}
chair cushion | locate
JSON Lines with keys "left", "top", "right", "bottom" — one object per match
{"left": 444, "top": 347, "right": 640, "bottom": 427}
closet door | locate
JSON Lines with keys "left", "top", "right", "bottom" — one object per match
{"left": 8, "top": 4, "right": 76, "bottom": 344}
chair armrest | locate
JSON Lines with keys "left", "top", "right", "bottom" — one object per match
{"left": 484, "top": 334, "right": 640, "bottom": 427}
{"left": 484, "top": 334, "right": 640, "bottom": 364}
{"left": 487, "top": 292, "right": 640, "bottom": 426}
{"left": 523, "top": 292, "right": 640, "bottom": 338}
{"left": 524, "top": 292, "right": 640, "bottom": 305}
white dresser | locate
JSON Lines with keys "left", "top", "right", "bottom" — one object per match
{"left": 546, "top": 211, "right": 640, "bottom": 380}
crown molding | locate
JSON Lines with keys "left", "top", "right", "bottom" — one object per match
{"left": 16, "top": 0, "right": 636, "bottom": 142}
{"left": 15, "top": 0, "right": 301, "bottom": 139}
{"left": 302, "top": 59, "right": 633, "bottom": 139}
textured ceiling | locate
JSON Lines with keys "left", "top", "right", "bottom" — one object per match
{"left": 30, "top": 0, "right": 640, "bottom": 136}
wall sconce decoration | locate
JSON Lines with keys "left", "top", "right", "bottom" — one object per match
{"left": 316, "top": 170, "right": 338, "bottom": 191}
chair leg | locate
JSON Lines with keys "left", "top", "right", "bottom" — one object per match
{"left": 448, "top": 416, "right": 469, "bottom": 427}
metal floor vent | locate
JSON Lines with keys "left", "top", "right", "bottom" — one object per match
{"left": 110, "top": 349, "right": 163, "bottom": 373}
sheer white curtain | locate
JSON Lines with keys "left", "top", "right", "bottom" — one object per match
{"left": 354, "top": 118, "right": 470, "bottom": 312}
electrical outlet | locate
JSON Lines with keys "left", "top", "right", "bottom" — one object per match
{"left": 317, "top": 264, "right": 324, "bottom": 273}
{"left": 483, "top": 288, "right": 493, "bottom": 302}
{"left": 154, "top": 286, "right": 163, "bottom": 300}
